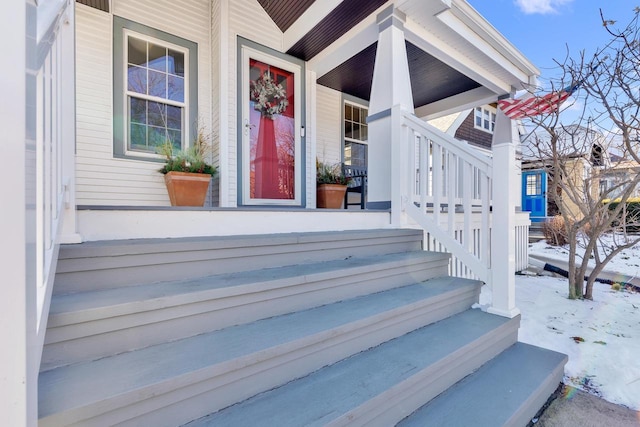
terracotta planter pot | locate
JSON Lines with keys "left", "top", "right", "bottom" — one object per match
{"left": 164, "top": 171, "right": 212, "bottom": 207}
{"left": 316, "top": 184, "right": 347, "bottom": 209}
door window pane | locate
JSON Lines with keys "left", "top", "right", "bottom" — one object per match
{"left": 248, "top": 58, "right": 296, "bottom": 200}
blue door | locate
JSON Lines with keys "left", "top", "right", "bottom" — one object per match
{"left": 522, "top": 170, "right": 547, "bottom": 222}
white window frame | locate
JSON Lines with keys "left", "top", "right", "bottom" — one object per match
{"left": 474, "top": 106, "right": 497, "bottom": 134}
{"left": 343, "top": 100, "right": 369, "bottom": 166}
{"left": 122, "top": 29, "right": 190, "bottom": 159}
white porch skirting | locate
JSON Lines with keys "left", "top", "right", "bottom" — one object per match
{"left": 76, "top": 208, "right": 392, "bottom": 242}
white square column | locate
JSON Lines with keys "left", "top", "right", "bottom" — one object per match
{"left": 489, "top": 109, "right": 521, "bottom": 318}
{"left": 366, "top": 6, "right": 414, "bottom": 210}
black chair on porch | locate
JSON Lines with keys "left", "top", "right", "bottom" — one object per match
{"left": 342, "top": 164, "right": 367, "bottom": 209}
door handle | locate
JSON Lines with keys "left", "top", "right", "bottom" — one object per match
{"left": 244, "top": 119, "right": 255, "bottom": 135}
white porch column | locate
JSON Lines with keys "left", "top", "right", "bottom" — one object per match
{"left": 367, "top": 6, "right": 414, "bottom": 212}
{"left": 489, "top": 109, "right": 521, "bottom": 318}
{"left": 0, "top": 1, "right": 36, "bottom": 425}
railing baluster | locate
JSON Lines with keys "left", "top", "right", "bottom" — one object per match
{"left": 420, "top": 137, "right": 427, "bottom": 210}
{"left": 447, "top": 151, "right": 456, "bottom": 236}
{"left": 481, "top": 171, "right": 491, "bottom": 266}
{"left": 433, "top": 143, "right": 442, "bottom": 226}
{"left": 463, "top": 162, "right": 472, "bottom": 254}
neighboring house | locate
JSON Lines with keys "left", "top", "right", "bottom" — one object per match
{"left": 3, "top": 1, "right": 568, "bottom": 426}
{"left": 520, "top": 125, "right": 609, "bottom": 222}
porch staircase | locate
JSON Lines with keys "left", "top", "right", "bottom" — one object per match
{"left": 38, "top": 228, "right": 566, "bottom": 427}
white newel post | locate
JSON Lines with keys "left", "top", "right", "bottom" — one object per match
{"left": 367, "top": 5, "right": 414, "bottom": 220}
{"left": 489, "top": 110, "right": 520, "bottom": 318}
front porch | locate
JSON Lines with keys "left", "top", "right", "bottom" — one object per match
{"left": 3, "top": 0, "right": 566, "bottom": 426}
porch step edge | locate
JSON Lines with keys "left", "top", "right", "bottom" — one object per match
{"left": 57, "top": 228, "right": 424, "bottom": 259}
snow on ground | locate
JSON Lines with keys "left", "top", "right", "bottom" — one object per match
{"left": 529, "top": 236, "right": 640, "bottom": 281}
{"left": 515, "top": 275, "right": 640, "bottom": 410}
{"left": 498, "top": 237, "right": 640, "bottom": 410}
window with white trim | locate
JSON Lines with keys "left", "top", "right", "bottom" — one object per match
{"left": 474, "top": 106, "right": 496, "bottom": 133}
{"left": 344, "top": 102, "right": 368, "bottom": 168}
{"left": 113, "top": 17, "right": 197, "bottom": 160}
{"left": 126, "top": 33, "right": 186, "bottom": 154}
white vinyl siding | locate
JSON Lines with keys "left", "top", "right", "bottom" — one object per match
{"left": 316, "top": 85, "right": 342, "bottom": 165}
{"left": 75, "top": 1, "right": 211, "bottom": 206}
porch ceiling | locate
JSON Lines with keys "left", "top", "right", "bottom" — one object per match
{"left": 256, "top": 0, "right": 316, "bottom": 32}
{"left": 284, "top": 0, "right": 388, "bottom": 60}
{"left": 316, "top": 41, "right": 481, "bottom": 109}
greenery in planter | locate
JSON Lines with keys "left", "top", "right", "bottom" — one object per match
{"left": 158, "top": 130, "right": 217, "bottom": 176}
{"left": 316, "top": 160, "right": 350, "bottom": 185}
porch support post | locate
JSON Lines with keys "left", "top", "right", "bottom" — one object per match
{"left": 488, "top": 109, "right": 520, "bottom": 318}
{"left": 60, "top": 4, "right": 81, "bottom": 244}
{"left": 1, "top": 1, "right": 36, "bottom": 425}
{"left": 366, "top": 6, "right": 414, "bottom": 212}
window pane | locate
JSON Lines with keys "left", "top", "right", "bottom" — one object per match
{"left": 130, "top": 98, "right": 147, "bottom": 124}
{"left": 361, "top": 124, "right": 368, "bottom": 141}
{"left": 148, "top": 70, "right": 167, "bottom": 98}
{"left": 353, "top": 107, "right": 360, "bottom": 123}
{"left": 148, "top": 43, "right": 167, "bottom": 72}
{"left": 127, "top": 65, "right": 147, "bottom": 94}
{"left": 168, "top": 49, "right": 185, "bottom": 77}
{"left": 362, "top": 108, "right": 368, "bottom": 120}
{"left": 148, "top": 126, "right": 167, "bottom": 148}
{"left": 345, "top": 120, "right": 353, "bottom": 139}
{"left": 352, "top": 122, "right": 361, "bottom": 141}
{"left": 128, "top": 37, "right": 147, "bottom": 66}
{"left": 350, "top": 142, "right": 367, "bottom": 168}
{"left": 166, "top": 105, "right": 182, "bottom": 130}
{"left": 147, "top": 101, "right": 167, "bottom": 127}
{"left": 168, "top": 75, "right": 184, "bottom": 102}
{"left": 130, "top": 123, "right": 147, "bottom": 150}
{"left": 167, "top": 129, "right": 182, "bottom": 150}
{"left": 345, "top": 104, "right": 352, "bottom": 121}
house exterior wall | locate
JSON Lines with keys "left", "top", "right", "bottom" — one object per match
{"left": 75, "top": 1, "right": 212, "bottom": 206}
{"left": 75, "top": 0, "right": 349, "bottom": 208}
{"left": 454, "top": 111, "right": 493, "bottom": 150}
{"left": 559, "top": 158, "right": 595, "bottom": 220}
{"left": 316, "top": 85, "right": 342, "bottom": 165}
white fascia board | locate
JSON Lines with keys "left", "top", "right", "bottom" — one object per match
{"left": 452, "top": 0, "right": 539, "bottom": 79}
{"left": 436, "top": 10, "right": 534, "bottom": 87}
{"left": 283, "top": 0, "right": 344, "bottom": 51}
{"left": 416, "top": 86, "right": 498, "bottom": 120}
{"left": 403, "top": 19, "right": 508, "bottom": 95}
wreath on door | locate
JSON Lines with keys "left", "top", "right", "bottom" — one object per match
{"left": 250, "top": 70, "right": 289, "bottom": 119}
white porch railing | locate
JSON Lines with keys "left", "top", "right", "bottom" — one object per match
{"left": 422, "top": 212, "right": 530, "bottom": 279}
{"left": 392, "top": 106, "right": 528, "bottom": 303}
{"left": 33, "top": 0, "right": 74, "bottom": 348}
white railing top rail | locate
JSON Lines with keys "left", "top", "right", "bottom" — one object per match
{"left": 400, "top": 110, "right": 493, "bottom": 174}
{"left": 36, "top": 0, "right": 69, "bottom": 43}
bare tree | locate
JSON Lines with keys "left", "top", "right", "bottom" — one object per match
{"left": 523, "top": 8, "right": 640, "bottom": 300}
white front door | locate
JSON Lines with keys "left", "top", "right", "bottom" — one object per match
{"left": 240, "top": 46, "right": 302, "bottom": 206}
